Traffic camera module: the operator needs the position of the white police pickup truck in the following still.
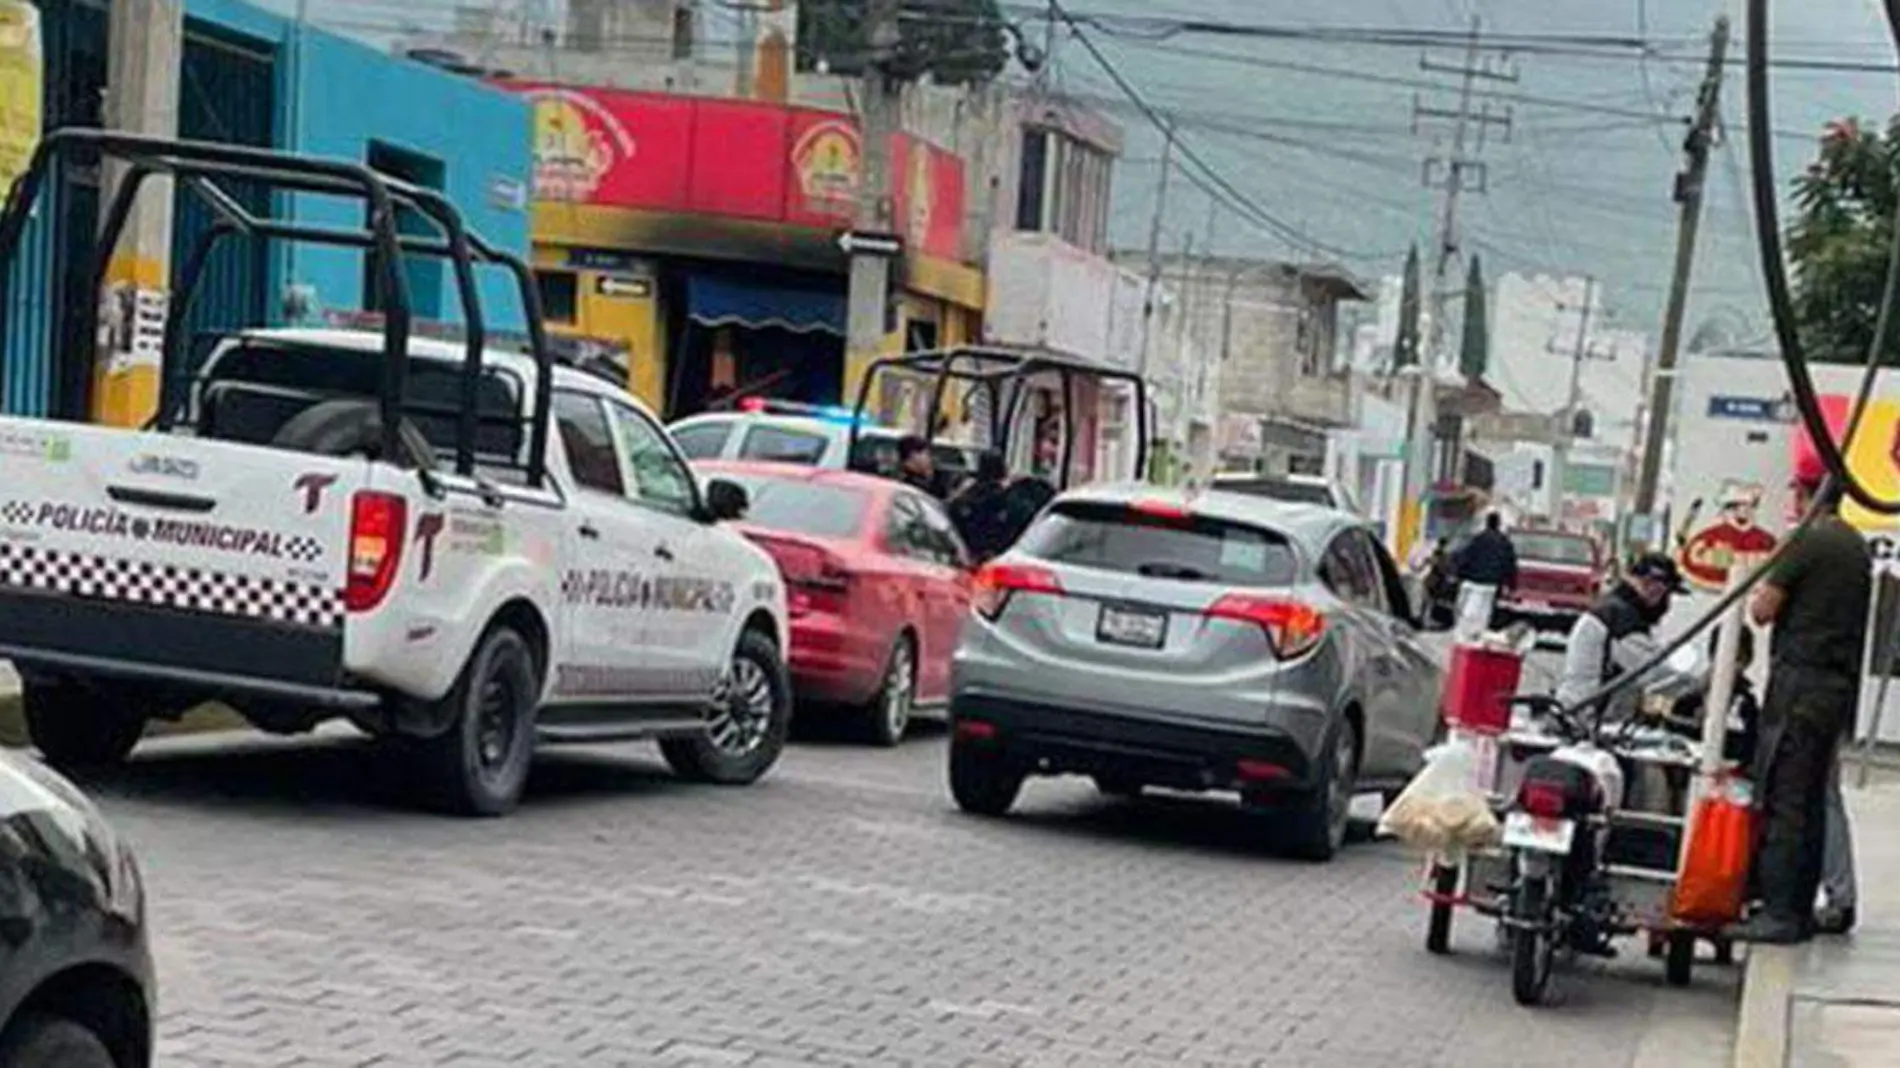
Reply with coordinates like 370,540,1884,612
0,133,789,815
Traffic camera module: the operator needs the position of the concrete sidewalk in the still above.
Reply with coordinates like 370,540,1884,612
1735,783,1900,1067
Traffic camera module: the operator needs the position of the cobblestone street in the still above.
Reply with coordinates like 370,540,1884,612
75,703,1738,1068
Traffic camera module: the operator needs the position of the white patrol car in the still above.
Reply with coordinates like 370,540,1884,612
0,328,790,815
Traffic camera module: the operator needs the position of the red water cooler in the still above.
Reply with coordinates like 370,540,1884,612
1440,643,1523,735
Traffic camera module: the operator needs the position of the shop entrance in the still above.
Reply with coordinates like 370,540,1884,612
664,264,846,417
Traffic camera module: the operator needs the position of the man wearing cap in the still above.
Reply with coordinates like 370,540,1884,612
1731,459,1871,944
1555,552,1687,723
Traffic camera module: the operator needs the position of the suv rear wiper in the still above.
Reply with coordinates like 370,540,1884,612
1135,562,1211,580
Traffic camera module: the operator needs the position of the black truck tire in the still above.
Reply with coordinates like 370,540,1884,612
22,682,145,771
414,625,539,816
0,1014,115,1068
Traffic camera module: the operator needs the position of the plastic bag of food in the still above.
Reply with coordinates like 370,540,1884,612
1378,738,1501,854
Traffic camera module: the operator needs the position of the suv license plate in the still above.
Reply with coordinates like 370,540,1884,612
1098,605,1167,649
1502,812,1575,855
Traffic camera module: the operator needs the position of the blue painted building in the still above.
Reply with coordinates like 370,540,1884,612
1,0,531,417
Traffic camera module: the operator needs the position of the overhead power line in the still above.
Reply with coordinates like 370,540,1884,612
1044,0,1398,263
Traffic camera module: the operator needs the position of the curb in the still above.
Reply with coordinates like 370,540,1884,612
1734,944,1795,1068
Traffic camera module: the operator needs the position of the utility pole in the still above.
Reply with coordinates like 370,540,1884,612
1136,121,1178,387
1632,15,1730,536
1398,15,1515,557
94,0,182,427
1547,277,1610,529
844,0,903,410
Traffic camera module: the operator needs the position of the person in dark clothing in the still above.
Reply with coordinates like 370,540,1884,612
998,475,1057,548
1422,538,1458,627
947,450,1013,562
1554,552,1686,721
1729,463,1872,944
895,435,938,497
1453,513,1519,592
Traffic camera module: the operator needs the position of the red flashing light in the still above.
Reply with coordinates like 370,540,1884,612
739,396,768,413
1207,594,1326,659
972,562,1063,620
345,491,407,613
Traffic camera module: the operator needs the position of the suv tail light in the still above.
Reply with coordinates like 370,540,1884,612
972,562,1062,620
345,491,407,613
1206,594,1326,659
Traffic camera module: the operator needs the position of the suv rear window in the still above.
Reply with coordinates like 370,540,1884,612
739,425,831,464
1016,502,1299,586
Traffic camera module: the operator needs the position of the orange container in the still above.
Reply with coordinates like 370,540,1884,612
1673,776,1756,926
1441,643,1522,734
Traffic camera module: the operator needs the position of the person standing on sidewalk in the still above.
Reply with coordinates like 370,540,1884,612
1730,462,1871,944
1453,513,1518,628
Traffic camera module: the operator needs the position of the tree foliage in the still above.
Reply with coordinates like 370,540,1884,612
1788,116,1900,364
1393,244,1422,369
1459,254,1489,381
796,0,1011,87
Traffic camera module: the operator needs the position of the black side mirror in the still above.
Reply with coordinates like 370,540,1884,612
704,478,748,522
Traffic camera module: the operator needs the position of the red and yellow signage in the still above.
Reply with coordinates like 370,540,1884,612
1793,394,1900,544
506,82,966,262
1677,482,1779,590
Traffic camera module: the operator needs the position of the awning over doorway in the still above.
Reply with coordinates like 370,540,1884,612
686,274,846,336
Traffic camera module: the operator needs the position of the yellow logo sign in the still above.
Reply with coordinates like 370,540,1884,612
792,120,860,209
0,2,42,193
527,89,635,203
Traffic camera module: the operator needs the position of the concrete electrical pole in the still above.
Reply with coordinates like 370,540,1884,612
1399,15,1515,556
1547,276,1609,529
1631,15,1731,535
843,0,903,408
1136,121,1178,388
95,0,182,428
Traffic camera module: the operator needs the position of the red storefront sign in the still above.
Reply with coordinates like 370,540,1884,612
508,82,965,261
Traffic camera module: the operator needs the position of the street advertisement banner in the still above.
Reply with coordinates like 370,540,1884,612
510,83,966,262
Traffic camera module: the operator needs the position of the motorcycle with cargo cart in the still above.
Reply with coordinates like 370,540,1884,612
1403,626,1754,1006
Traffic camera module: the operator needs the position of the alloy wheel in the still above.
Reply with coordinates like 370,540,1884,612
709,655,774,756
883,643,915,741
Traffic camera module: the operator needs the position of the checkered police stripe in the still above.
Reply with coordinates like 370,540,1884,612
0,542,343,629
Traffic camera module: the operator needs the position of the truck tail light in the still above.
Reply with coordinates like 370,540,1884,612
1206,594,1326,659
972,562,1062,620
345,491,407,613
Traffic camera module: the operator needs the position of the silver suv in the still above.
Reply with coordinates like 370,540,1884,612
946,483,1441,859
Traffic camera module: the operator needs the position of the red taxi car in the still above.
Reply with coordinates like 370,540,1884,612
695,461,973,746
1501,528,1604,631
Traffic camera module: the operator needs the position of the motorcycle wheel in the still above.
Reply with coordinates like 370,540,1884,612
1511,876,1557,1006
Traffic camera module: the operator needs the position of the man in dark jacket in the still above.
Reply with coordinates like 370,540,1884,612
1554,552,1686,722
1453,513,1519,593
948,451,1012,562
895,435,939,497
